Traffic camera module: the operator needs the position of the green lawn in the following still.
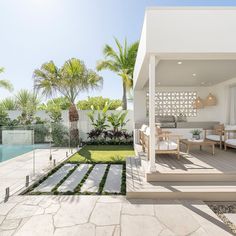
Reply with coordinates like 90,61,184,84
68,145,135,163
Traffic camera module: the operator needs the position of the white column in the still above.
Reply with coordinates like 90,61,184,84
149,55,157,172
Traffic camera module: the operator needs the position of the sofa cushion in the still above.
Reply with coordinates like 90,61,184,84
225,139,236,146
206,135,224,142
156,141,178,151
140,124,148,132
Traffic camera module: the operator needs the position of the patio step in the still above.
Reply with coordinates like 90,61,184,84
126,157,236,201
141,157,236,182
127,181,236,201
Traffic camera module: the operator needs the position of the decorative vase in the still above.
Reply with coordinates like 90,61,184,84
193,134,200,140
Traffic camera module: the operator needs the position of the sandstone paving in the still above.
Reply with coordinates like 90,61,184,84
81,164,107,193
0,196,233,236
90,202,122,226
225,213,236,225
0,148,73,203
57,164,92,192
103,164,122,193
34,163,76,192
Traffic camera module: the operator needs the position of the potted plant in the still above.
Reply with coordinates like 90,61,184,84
191,129,202,140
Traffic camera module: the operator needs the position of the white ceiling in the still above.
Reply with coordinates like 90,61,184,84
154,60,236,87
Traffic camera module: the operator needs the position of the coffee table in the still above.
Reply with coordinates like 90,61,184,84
180,139,216,155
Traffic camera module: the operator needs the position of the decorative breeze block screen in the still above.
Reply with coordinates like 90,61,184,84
147,91,197,117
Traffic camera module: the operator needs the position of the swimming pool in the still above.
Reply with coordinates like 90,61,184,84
0,144,49,163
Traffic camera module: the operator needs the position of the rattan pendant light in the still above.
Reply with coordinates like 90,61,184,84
205,93,217,106
193,96,204,109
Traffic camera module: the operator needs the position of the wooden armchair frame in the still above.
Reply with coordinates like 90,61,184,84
204,124,225,149
224,130,236,150
144,132,181,160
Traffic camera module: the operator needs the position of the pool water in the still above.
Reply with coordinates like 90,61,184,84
0,144,49,163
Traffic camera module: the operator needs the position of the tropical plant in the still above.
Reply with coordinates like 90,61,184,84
15,89,41,125
0,67,13,92
97,38,139,110
77,96,122,110
87,102,110,133
107,111,129,132
33,58,103,146
0,107,11,127
0,97,17,110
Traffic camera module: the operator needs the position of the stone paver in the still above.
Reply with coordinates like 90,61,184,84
57,164,92,192
0,196,233,236
34,163,76,192
225,213,236,225
90,202,122,225
54,223,95,236
14,214,54,236
0,148,74,203
81,164,107,193
103,164,122,193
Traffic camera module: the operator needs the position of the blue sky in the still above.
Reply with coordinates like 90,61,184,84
1,0,236,102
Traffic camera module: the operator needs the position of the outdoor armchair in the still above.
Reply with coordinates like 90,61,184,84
204,124,225,149
224,130,236,151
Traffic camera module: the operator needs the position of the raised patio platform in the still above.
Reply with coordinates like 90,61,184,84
136,144,236,182
127,146,236,200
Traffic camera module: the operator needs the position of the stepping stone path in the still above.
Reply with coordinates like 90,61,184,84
34,164,76,192
81,164,107,193
58,164,92,192
103,165,122,193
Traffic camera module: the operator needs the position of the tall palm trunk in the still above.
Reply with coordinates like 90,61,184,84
122,82,127,110
68,103,79,147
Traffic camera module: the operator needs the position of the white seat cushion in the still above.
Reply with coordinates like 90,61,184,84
140,124,148,132
225,139,236,146
206,135,224,142
156,141,178,151
145,127,150,136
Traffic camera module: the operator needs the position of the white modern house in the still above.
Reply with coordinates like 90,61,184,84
128,7,236,200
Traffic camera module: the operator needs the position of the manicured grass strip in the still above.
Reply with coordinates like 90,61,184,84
74,164,95,193
98,164,110,194
68,145,134,163
52,164,79,194
121,164,126,195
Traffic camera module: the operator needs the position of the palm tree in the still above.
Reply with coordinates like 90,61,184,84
15,89,40,125
0,67,13,92
33,58,103,146
96,38,139,110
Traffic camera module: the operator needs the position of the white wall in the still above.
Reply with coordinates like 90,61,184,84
133,79,236,125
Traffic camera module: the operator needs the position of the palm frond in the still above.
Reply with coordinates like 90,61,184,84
0,80,14,92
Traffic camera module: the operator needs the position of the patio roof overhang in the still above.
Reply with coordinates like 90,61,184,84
134,7,236,172
134,7,236,90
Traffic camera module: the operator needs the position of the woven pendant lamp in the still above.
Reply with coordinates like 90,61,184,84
205,93,217,106
193,96,204,109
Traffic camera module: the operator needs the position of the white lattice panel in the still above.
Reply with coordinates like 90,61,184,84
147,91,197,117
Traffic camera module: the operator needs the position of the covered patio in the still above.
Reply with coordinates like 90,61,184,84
132,7,236,200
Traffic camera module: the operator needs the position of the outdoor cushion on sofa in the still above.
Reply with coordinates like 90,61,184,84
225,139,236,146
156,141,178,150
206,134,225,142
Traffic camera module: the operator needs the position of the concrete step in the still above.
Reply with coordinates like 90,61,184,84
126,181,236,201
